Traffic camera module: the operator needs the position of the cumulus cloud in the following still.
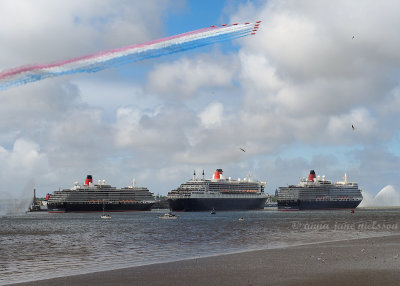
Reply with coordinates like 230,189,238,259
225,1,400,165
326,108,378,144
199,102,224,129
0,0,169,68
147,54,238,97
236,1,400,111
0,139,48,175
0,138,49,205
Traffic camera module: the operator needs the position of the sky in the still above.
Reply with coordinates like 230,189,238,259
1,0,400,206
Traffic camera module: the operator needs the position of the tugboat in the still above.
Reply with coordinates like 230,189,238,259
28,189,50,212
28,189,40,212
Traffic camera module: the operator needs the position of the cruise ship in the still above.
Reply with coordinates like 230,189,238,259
168,169,268,211
47,175,155,212
277,170,363,210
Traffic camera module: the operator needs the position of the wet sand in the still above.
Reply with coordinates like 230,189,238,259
10,234,400,286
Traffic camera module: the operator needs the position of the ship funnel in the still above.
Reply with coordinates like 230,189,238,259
213,169,223,180
308,170,316,182
84,175,93,185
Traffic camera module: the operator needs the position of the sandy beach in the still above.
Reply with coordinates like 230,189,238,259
9,234,400,286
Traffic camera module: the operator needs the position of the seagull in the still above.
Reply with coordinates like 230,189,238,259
352,124,355,131
352,35,355,39
239,148,246,152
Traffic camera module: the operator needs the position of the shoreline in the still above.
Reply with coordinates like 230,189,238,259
9,234,400,286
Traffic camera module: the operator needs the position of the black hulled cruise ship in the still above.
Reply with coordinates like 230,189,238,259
47,175,155,212
168,169,268,211
277,170,363,211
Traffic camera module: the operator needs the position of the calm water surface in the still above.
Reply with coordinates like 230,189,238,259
0,208,399,285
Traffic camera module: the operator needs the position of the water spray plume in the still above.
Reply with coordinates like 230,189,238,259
0,22,261,90
0,178,35,216
360,185,400,207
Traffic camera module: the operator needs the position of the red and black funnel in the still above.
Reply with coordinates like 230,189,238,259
308,170,316,182
213,169,223,179
84,175,93,185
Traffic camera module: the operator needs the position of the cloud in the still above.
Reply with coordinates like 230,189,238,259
230,1,400,146
199,102,224,129
0,138,47,173
0,0,169,68
147,54,238,98
0,138,49,197
326,108,378,144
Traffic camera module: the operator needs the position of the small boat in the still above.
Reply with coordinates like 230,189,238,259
210,208,216,215
238,217,245,221
159,212,179,219
101,200,111,219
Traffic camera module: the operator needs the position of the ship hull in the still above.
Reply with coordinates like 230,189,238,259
47,202,154,212
168,197,267,212
278,200,361,211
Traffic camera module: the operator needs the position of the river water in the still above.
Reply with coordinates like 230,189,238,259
1,208,399,285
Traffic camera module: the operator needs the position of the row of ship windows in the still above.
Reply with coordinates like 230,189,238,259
278,195,361,199
57,190,150,193
52,191,152,195
49,201,154,204
50,196,154,200
52,193,153,197
278,191,361,195
282,188,359,192
181,183,260,189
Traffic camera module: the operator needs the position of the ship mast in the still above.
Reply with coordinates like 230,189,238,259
33,188,37,205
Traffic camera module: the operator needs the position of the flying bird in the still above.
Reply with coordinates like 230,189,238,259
239,148,246,152
352,35,355,39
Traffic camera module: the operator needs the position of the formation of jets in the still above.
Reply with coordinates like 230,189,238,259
213,21,262,35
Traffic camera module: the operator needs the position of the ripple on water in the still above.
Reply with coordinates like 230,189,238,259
0,209,399,285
